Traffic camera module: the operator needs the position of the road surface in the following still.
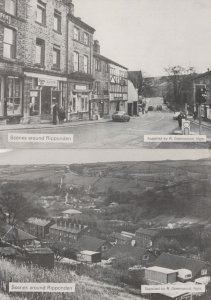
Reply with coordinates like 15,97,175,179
0,111,179,148
0,111,210,148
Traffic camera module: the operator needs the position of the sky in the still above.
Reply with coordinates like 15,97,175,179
74,0,211,77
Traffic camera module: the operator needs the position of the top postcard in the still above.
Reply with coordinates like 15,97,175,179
0,0,210,149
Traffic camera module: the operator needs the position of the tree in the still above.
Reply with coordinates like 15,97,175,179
164,66,196,110
49,241,67,261
0,183,46,225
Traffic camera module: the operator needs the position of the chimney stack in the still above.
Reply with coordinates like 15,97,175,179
94,40,100,54
64,0,74,15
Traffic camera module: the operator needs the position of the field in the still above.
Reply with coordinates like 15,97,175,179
0,259,147,300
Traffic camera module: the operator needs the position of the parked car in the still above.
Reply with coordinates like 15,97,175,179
173,111,181,120
112,111,130,122
148,106,154,111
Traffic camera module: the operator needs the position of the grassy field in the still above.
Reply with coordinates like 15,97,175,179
0,259,146,300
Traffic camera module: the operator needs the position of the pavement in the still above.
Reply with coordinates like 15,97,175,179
0,117,111,132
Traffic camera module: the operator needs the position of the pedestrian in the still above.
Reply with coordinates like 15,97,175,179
52,103,59,125
58,106,65,124
193,111,197,120
177,112,185,130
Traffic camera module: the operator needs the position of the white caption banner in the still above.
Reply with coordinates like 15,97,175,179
141,284,205,294
144,135,207,143
8,133,73,144
9,282,75,293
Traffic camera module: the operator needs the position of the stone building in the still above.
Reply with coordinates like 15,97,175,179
91,40,110,119
23,0,74,123
0,0,128,124
92,40,128,118
193,70,211,121
0,0,26,123
49,217,88,245
67,13,95,121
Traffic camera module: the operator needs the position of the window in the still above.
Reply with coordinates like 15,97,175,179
73,51,79,72
95,59,101,71
105,63,109,73
74,27,79,40
83,55,88,73
95,81,100,95
36,38,45,66
83,32,89,45
37,0,46,25
54,10,61,33
6,77,22,116
53,46,60,69
5,0,16,16
3,27,15,59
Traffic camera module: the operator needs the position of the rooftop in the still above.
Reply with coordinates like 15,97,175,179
136,228,159,237
26,218,52,227
154,253,209,278
69,14,95,33
146,266,177,274
72,235,108,252
94,52,128,70
62,209,82,215
50,224,87,234
0,222,36,242
80,250,100,255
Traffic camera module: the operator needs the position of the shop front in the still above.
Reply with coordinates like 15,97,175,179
90,97,109,120
23,72,67,123
68,82,92,121
0,74,23,123
110,96,127,115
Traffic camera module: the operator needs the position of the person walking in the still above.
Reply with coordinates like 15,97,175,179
58,106,65,124
177,112,186,130
52,103,59,125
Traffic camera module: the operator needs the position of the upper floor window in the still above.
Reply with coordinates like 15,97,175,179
95,59,101,71
83,32,89,45
5,0,16,16
95,81,100,94
83,55,88,73
73,51,79,72
53,45,60,69
37,0,46,25
105,63,109,73
36,38,45,66
54,10,61,33
3,27,16,59
74,27,79,41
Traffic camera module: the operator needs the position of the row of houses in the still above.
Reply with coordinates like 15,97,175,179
0,0,139,125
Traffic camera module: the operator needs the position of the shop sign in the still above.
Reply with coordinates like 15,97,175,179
38,78,57,87
75,85,87,91
0,12,11,24
30,91,39,97
114,97,123,100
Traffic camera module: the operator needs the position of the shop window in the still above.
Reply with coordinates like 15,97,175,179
37,0,46,25
83,55,88,73
73,51,79,72
83,32,89,45
53,45,60,69
6,77,22,116
36,38,45,66
74,27,79,41
54,10,61,33
3,27,16,59
5,0,16,16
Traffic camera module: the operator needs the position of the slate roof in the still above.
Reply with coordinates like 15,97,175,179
0,222,36,241
50,224,87,234
154,253,209,278
136,228,159,237
26,218,52,227
72,235,108,252
106,245,146,260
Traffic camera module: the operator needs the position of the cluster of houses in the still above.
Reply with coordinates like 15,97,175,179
0,208,211,298
0,0,140,125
